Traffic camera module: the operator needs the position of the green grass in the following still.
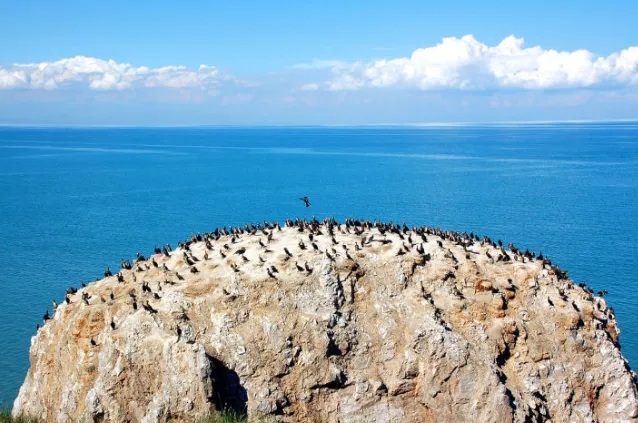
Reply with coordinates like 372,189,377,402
1,409,253,423
0,409,41,423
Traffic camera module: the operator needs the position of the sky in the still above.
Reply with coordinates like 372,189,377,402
1,0,637,125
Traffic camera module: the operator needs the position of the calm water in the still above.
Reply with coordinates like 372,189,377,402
1,124,637,406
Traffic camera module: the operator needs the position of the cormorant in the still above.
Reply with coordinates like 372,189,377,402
299,196,311,207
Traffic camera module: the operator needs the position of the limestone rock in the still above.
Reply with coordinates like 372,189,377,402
13,220,638,422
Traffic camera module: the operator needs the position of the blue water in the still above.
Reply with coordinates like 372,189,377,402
1,124,637,406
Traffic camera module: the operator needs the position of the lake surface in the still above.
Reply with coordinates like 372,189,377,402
1,123,637,406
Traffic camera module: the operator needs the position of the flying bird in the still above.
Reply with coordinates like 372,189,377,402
299,196,311,207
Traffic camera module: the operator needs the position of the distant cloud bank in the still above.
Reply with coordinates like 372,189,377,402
0,56,253,92
308,35,638,91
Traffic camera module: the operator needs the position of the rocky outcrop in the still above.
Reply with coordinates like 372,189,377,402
13,219,638,422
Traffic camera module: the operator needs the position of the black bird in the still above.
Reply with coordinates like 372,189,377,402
284,247,293,257
42,310,50,323
295,262,304,272
109,291,115,301
270,265,279,274
142,302,158,314
304,262,312,274
110,319,116,330
90,337,97,347
299,196,311,207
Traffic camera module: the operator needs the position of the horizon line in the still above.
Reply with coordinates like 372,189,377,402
1,118,638,129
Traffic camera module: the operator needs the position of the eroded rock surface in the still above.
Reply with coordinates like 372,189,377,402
13,219,638,422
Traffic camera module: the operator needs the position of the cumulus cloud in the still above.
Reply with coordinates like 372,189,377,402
310,35,638,91
0,56,244,91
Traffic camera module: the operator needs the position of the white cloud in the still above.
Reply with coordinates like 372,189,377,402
300,83,320,91
292,60,349,70
311,35,638,91
0,56,246,91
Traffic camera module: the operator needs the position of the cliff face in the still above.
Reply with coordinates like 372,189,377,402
13,220,638,422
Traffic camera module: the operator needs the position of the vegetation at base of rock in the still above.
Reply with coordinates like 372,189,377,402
0,409,252,423
0,410,41,423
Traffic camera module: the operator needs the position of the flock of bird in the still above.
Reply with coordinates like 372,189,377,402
37,196,609,340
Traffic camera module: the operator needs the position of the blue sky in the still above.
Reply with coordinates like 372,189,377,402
1,0,637,125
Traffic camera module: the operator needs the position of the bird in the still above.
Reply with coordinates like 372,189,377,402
90,337,97,347
299,196,311,207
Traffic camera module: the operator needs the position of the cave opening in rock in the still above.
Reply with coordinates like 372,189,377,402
208,355,248,416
